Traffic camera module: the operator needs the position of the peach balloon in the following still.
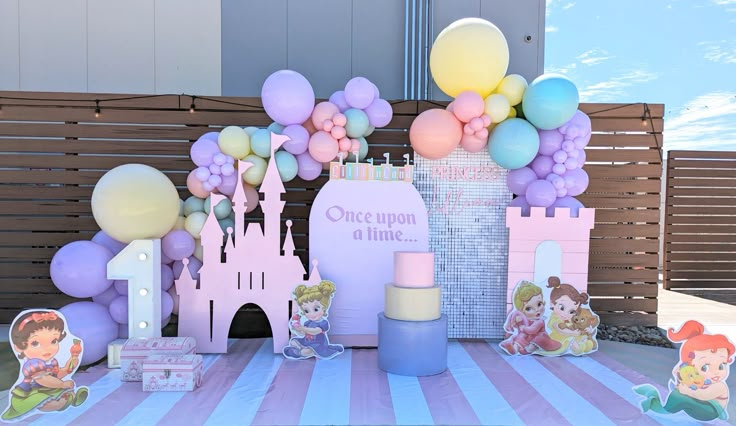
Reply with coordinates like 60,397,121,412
332,113,347,127
311,102,340,129
187,170,210,198
452,91,485,123
308,131,340,163
409,109,463,160
331,125,347,140
242,183,260,213
338,137,352,152
460,133,488,153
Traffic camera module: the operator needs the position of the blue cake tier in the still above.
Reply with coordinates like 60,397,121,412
377,312,448,377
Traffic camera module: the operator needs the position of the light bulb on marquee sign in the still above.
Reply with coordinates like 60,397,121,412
107,239,162,338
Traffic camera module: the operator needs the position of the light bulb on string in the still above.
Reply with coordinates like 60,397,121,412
189,96,196,113
94,100,101,118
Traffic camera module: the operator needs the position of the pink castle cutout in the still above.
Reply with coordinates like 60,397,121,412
506,206,596,311
175,133,322,353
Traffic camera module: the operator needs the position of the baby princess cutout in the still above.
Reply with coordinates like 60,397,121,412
282,280,344,360
2,309,89,422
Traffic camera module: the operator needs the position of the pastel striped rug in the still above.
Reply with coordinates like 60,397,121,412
11,339,725,425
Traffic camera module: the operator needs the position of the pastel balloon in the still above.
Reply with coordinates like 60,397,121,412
488,118,540,170
161,264,175,291
244,126,259,136
207,174,222,187
565,158,578,170
553,163,567,175
194,166,210,182
161,291,174,320
345,137,369,162
295,152,322,181
311,102,340,129
530,155,555,179
344,77,376,109
344,109,370,138
162,230,196,260
452,91,485,123
338,137,352,152
302,118,318,135
333,113,347,127
409,109,462,160
364,125,375,137
184,212,208,239
538,129,564,156
241,154,268,186
331,125,347,140
329,91,350,112
282,124,310,155
484,94,511,123
506,167,538,196
495,74,528,106
173,257,203,281
183,196,205,216
250,129,273,158
242,184,260,213
208,164,221,175
109,296,129,324
361,98,392,128
51,241,114,298
161,248,175,264
91,230,127,255
220,163,235,176
261,70,315,126
193,240,203,261
60,302,118,365
525,179,557,207
460,133,488,153
113,279,129,295
308,131,340,163
522,73,580,130
204,196,233,219
92,285,119,307
267,122,285,134
187,170,210,199
219,125,252,159
190,134,221,167
275,151,298,182
429,18,509,98
218,217,235,234
169,286,180,315
553,150,568,164
508,196,531,216
546,196,585,218
564,168,589,196
93,164,180,243
213,153,228,166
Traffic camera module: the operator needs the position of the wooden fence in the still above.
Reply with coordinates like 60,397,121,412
0,92,664,326
664,150,736,292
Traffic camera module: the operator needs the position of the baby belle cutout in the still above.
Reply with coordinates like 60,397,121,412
283,280,344,360
634,320,733,421
2,309,89,422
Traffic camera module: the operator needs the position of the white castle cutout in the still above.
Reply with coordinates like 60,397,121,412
176,133,321,353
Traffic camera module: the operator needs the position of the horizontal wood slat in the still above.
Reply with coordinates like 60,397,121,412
0,92,664,327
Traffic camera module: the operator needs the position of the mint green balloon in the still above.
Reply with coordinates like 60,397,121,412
274,151,298,182
183,196,205,217
344,108,370,138
267,122,285,134
346,137,369,162
218,217,235,233
251,129,272,158
204,196,233,220
243,126,259,136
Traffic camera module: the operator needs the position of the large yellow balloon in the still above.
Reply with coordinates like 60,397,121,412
430,18,509,98
92,164,179,243
218,126,251,159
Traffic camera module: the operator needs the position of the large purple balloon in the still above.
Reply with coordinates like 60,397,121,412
190,136,221,167
173,257,203,281
217,172,238,196
329,91,350,112
508,196,531,217
546,196,585,217
161,291,174,320
162,230,196,261
344,77,376,109
109,296,129,324
92,285,119,307
91,231,127,255
538,129,564,156
564,168,590,196
281,124,310,155
364,98,393,128
161,264,175,291
113,279,128,295
506,167,538,196
51,241,114,298
261,70,315,126
530,155,555,179
525,179,557,207
60,301,118,366
296,152,323,181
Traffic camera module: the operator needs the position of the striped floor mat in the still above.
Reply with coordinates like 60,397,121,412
9,339,725,425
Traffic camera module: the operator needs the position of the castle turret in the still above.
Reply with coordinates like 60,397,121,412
201,193,226,267
175,257,197,297
259,133,288,255
282,220,306,276
232,161,253,241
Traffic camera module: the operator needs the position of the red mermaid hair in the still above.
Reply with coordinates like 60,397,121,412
668,320,735,364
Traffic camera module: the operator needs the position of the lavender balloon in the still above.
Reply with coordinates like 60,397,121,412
261,70,315,126
565,158,578,170
208,174,223,187
217,172,238,196
344,77,376,109
506,167,538,196
92,285,119,307
552,163,566,175
546,196,585,217
282,124,310,155
161,291,174,319
209,164,221,175
364,98,393,128
559,110,592,139
329,91,351,112
564,168,589,196
162,230,196,261
51,241,114,298
508,196,532,216
190,136,221,167
60,301,118,365
525,179,557,207
562,140,576,153
195,166,211,182
546,173,565,189
531,155,555,179
213,153,228,166
538,129,564,156
109,296,129,324
161,264,175,291
220,163,235,177
553,150,568,164
91,230,127,255
296,152,323,181
113,279,128,295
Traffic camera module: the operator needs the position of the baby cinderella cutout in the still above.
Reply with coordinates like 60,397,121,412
2,309,89,422
283,280,344,360
634,320,734,421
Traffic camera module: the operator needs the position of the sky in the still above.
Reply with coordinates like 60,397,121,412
544,0,736,151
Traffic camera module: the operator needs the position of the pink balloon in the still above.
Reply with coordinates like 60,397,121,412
463,124,474,135
187,170,209,198
296,152,323,181
538,129,564,156
308,131,339,163
476,128,489,140
217,172,237,196
338,137,352,152
446,101,455,113
323,120,334,132
481,114,492,127
470,117,484,131
242,184,259,213
261,70,315,126
409,109,463,160
312,102,340,129
282,124,310,155
452,91,485,123
364,98,393,128
351,139,361,152
460,133,488,153
329,91,351,112
332,113,347,127
331,125,347,140
344,77,376,109
190,134,221,166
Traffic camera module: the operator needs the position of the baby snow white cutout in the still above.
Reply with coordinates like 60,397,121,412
634,320,733,421
2,309,89,422
283,280,344,360
500,277,599,356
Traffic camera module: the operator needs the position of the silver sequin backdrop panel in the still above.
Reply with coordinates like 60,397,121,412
414,149,511,339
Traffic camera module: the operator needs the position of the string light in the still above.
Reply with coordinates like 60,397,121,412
94,100,100,118
189,96,196,113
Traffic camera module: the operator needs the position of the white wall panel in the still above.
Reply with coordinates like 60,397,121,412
0,0,20,91
19,0,87,92
88,0,155,94
154,0,221,95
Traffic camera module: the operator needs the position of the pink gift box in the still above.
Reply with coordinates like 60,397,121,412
142,354,203,392
120,337,196,382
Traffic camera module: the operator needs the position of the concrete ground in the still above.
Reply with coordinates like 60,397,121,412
658,287,736,343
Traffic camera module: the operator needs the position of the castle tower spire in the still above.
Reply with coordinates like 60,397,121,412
282,220,296,256
200,194,226,267
259,133,288,255
232,161,253,241
175,257,197,295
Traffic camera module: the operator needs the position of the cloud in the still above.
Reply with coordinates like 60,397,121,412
665,92,736,150
546,0,576,15
713,0,736,4
699,41,736,63
576,48,615,66
578,70,659,102
545,25,559,33
545,62,577,75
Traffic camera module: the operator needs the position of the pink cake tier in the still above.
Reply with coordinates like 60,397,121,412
393,251,434,288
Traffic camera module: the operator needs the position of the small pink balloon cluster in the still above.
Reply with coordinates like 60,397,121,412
507,110,592,215
449,91,493,153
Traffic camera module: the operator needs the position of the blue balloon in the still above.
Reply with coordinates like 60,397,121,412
251,129,272,158
274,150,298,182
488,118,540,170
267,122,284,134
344,109,370,138
522,74,579,130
